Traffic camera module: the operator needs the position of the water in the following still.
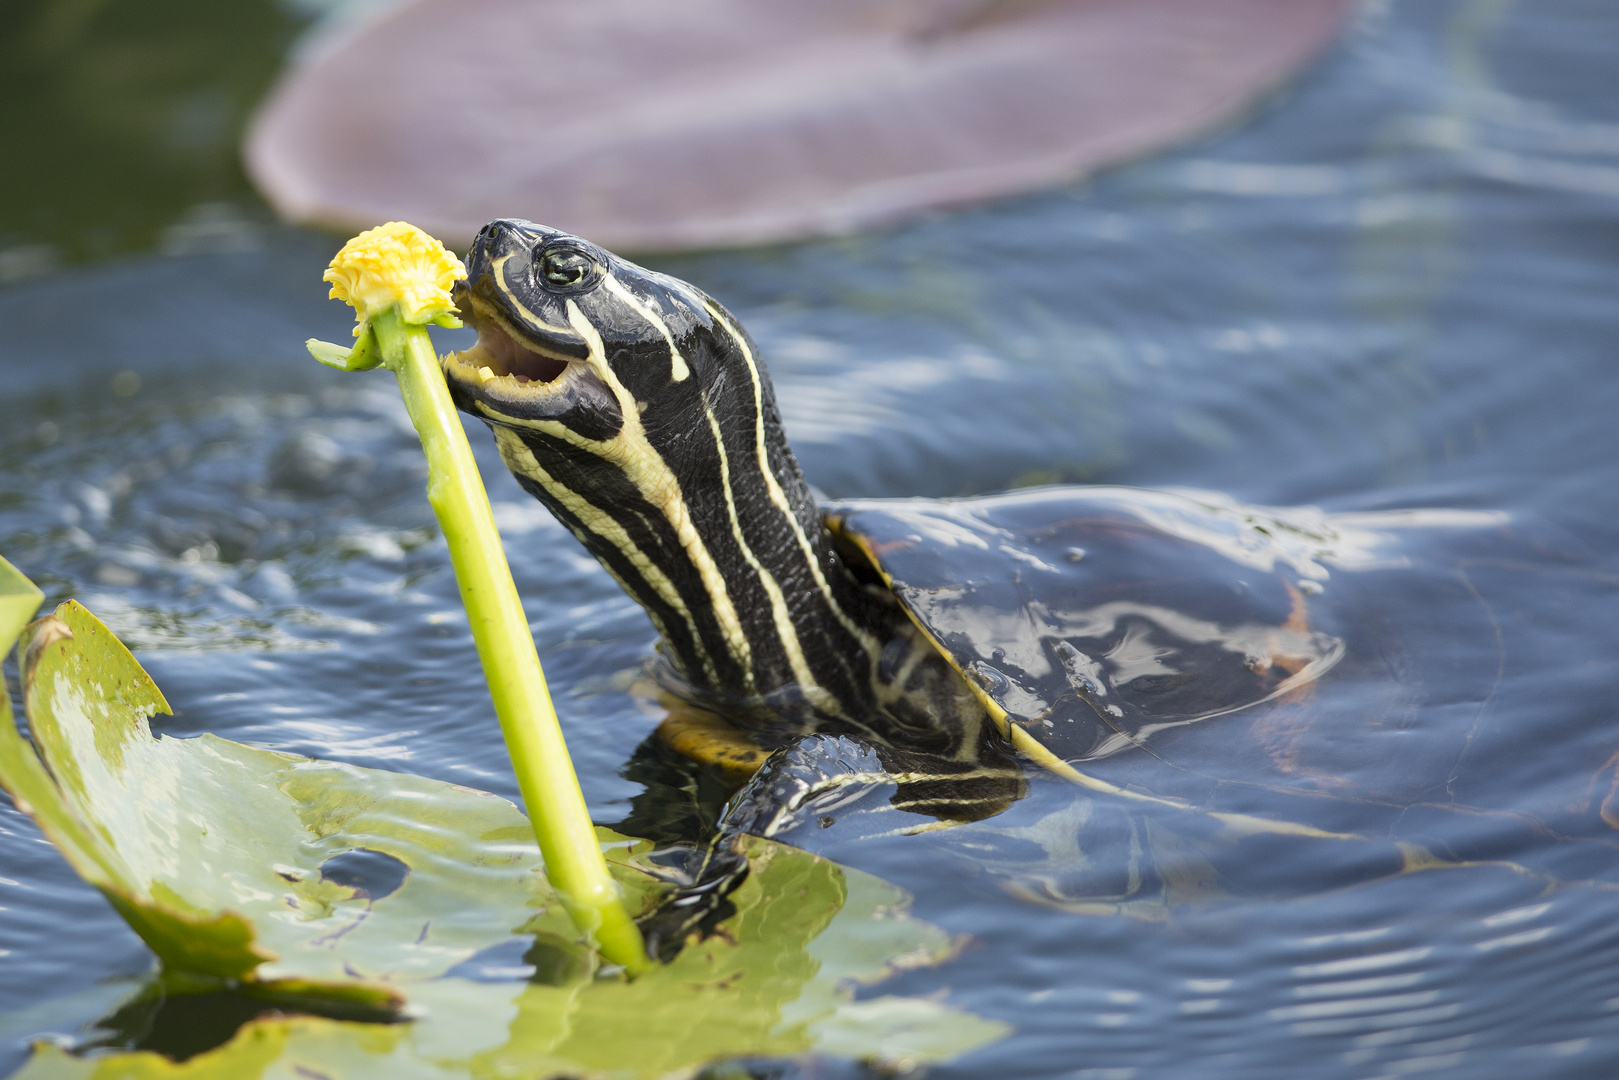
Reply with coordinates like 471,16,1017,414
4,0,1619,1076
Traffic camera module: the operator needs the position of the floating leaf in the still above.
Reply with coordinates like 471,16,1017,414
247,0,1355,250
0,600,665,1008
1,587,1008,1075
0,555,43,655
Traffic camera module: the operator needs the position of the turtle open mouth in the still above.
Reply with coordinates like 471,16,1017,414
444,317,574,389
440,283,600,407
441,293,620,432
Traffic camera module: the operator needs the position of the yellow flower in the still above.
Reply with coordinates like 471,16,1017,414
323,222,466,334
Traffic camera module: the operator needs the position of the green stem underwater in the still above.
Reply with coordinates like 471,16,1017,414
371,309,650,974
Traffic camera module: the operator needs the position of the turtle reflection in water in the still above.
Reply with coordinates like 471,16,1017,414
440,219,1515,942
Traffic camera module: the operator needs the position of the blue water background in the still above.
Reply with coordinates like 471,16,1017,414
4,1,1619,1076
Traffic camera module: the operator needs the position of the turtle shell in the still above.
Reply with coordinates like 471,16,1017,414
826,486,1351,762
696,491,1602,919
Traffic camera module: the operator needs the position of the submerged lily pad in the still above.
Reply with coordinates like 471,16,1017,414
0,574,1008,1075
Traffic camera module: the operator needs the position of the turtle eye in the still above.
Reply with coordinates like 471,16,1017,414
535,243,602,292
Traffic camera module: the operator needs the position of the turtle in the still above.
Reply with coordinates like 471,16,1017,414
437,219,1344,811
434,219,1603,954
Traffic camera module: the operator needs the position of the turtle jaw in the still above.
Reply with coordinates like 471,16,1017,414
441,291,618,426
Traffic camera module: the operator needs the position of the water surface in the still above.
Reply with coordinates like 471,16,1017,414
5,1,1619,1077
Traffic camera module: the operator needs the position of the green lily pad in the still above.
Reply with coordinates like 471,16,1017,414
0,554,43,662
0,571,1009,1075
0,598,666,1008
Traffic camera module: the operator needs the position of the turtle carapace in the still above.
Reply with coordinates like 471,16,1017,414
440,219,1340,805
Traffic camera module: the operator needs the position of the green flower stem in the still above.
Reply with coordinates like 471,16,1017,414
370,309,649,974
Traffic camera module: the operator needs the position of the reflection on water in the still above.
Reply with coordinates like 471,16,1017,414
4,0,1619,1077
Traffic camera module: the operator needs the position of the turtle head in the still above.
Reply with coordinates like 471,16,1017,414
443,218,725,443
443,219,995,760
443,219,886,709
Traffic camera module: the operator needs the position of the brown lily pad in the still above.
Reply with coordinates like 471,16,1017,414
246,0,1354,252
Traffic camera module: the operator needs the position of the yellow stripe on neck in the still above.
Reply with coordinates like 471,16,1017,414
604,274,691,382
705,301,884,659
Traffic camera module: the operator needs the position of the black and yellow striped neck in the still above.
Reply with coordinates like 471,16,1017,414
443,219,991,758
